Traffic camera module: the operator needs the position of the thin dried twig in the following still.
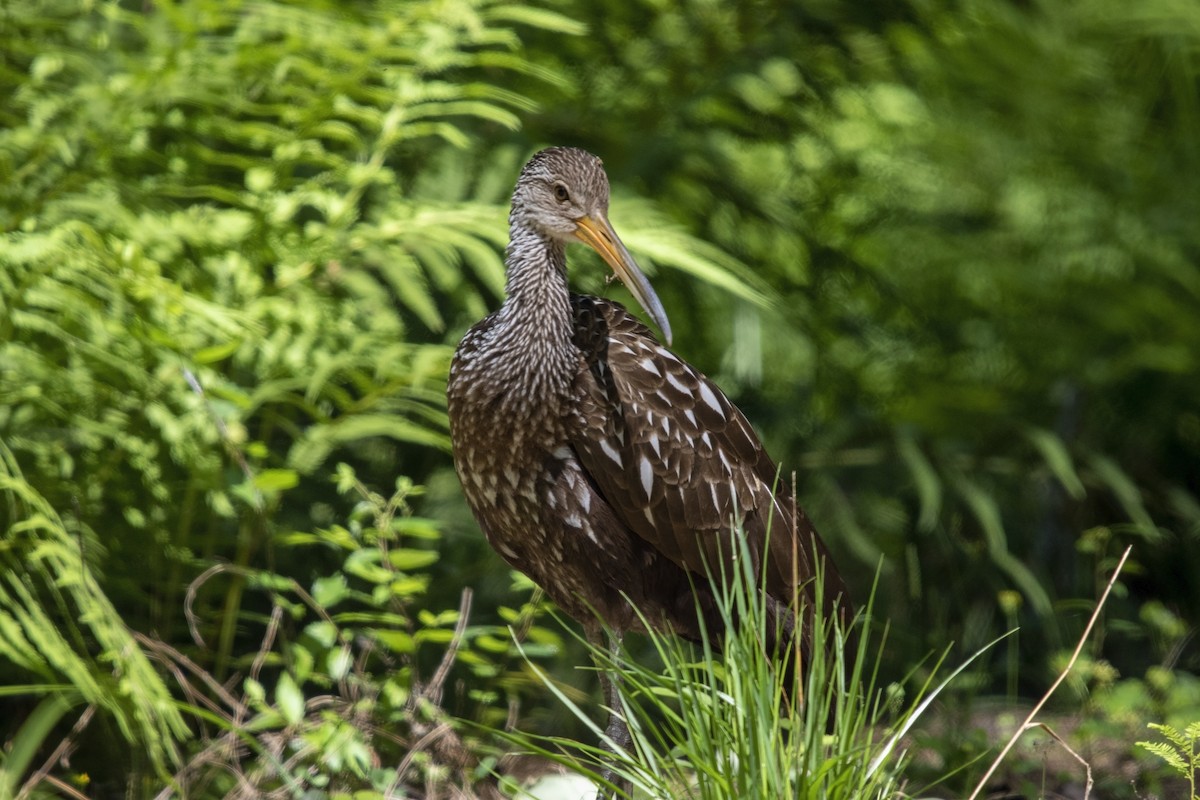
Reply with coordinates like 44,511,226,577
17,705,96,800
185,562,233,649
426,588,473,708
154,732,245,800
383,589,480,796
39,775,92,800
505,696,521,734
1028,721,1093,799
185,562,341,661
240,603,284,728
135,631,249,717
391,722,456,794
966,545,1131,800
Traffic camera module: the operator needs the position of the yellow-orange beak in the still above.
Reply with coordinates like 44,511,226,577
572,213,673,346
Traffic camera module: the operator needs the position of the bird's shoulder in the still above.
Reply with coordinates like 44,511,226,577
567,295,779,549
566,296,849,616
569,293,764,466
448,311,508,401
451,311,501,364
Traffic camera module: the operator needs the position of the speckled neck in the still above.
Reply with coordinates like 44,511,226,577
495,223,577,399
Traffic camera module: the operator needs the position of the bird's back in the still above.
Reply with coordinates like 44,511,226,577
567,296,851,644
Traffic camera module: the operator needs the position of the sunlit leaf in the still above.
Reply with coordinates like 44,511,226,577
1026,428,1085,500
274,672,305,725
388,548,439,571
253,469,300,492
896,432,941,532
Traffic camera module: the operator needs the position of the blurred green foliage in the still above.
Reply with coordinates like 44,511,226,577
2,0,1199,795
511,0,1200,669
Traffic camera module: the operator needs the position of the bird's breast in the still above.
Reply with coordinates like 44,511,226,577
448,325,578,536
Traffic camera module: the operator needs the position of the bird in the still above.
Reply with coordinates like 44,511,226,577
447,146,851,791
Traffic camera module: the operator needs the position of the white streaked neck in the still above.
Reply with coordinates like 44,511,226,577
494,224,576,397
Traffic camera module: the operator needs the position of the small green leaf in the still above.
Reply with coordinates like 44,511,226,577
312,574,349,608
388,576,430,596
193,340,240,364
388,548,438,571
290,644,314,684
415,628,456,645
393,517,442,540
244,678,265,704
304,621,339,648
1136,739,1188,773
253,469,299,492
898,432,941,532
1026,428,1085,499
275,673,305,725
334,463,358,494
344,550,392,583
250,572,294,592
372,630,415,654
245,166,274,193
475,634,510,653
327,647,352,681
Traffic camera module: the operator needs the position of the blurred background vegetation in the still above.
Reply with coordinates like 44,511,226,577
1,0,1198,796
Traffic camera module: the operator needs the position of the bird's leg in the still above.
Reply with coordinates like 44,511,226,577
600,630,633,752
587,626,633,799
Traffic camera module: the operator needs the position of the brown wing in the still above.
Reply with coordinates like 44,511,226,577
568,296,849,621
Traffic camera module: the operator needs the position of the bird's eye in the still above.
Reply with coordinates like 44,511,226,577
554,184,570,202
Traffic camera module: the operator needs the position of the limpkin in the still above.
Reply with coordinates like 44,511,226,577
448,147,850,785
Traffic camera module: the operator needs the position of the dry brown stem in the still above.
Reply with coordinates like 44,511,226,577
966,545,1131,800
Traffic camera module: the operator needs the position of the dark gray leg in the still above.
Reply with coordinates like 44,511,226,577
587,627,632,800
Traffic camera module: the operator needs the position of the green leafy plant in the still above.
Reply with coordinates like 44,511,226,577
143,464,559,797
1137,722,1200,800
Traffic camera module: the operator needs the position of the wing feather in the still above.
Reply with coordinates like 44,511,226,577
569,296,847,620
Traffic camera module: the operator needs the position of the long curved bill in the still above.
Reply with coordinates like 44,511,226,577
573,213,673,346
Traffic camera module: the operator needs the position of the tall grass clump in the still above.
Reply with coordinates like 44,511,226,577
502,521,967,799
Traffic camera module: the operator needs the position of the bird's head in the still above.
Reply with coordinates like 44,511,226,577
512,146,672,345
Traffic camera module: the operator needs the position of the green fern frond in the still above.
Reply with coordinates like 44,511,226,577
0,444,188,773
1138,739,1187,771
613,201,772,308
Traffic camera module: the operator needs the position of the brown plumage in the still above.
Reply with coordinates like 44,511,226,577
448,148,850,766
